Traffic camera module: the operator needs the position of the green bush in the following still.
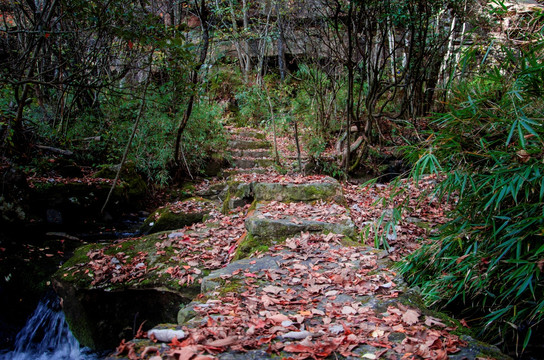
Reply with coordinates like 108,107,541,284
235,83,269,126
400,39,544,349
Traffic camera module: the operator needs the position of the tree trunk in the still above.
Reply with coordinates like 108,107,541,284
242,0,252,77
174,0,209,165
276,1,287,81
345,2,354,173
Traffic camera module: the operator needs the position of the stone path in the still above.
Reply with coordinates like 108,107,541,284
54,126,509,359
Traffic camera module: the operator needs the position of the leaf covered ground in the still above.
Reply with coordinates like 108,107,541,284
55,127,504,360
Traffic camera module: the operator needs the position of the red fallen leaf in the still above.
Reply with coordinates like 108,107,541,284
134,321,147,338
128,40,133,49
284,344,315,353
341,321,353,335
205,336,238,347
228,243,237,254
269,313,290,323
244,272,257,278
257,335,276,345
456,254,469,264
207,316,217,327
434,349,449,360
460,318,470,328
169,337,184,347
116,339,138,360
116,339,128,355
140,346,159,357
168,345,199,360
402,309,420,325
251,318,267,329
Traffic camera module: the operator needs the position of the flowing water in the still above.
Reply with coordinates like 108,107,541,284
0,213,146,356
0,295,97,360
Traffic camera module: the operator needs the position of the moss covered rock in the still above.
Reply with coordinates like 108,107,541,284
228,139,271,150
232,158,275,169
142,197,215,234
252,177,344,204
52,232,206,350
220,182,253,214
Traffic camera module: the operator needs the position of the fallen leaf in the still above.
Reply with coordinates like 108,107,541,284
283,331,312,339
402,309,420,325
342,306,357,315
269,313,290,323
424,316,446,328
262,285,284,294
206,336,238,347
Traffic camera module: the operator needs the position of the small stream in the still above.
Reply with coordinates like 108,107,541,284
0,213,147,357
0,293,97,360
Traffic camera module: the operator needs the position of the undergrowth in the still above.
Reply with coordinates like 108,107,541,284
397,37,544,353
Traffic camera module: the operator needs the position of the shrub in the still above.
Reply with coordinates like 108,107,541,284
399,38,544,350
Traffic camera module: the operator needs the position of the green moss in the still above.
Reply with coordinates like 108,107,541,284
247,200,258,213
93,162,146,201
221,191,232,215
340,236,363,247
53,243,102,287
221,180,253,214
233,234,271,260
465,336,512,360
216,278,245,297
142,197,213,234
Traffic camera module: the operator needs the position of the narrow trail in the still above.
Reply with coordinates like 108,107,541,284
56,126,508,360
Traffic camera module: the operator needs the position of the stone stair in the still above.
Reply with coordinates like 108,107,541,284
225,127,275,175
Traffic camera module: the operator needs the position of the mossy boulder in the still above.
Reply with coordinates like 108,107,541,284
231,149,270,158
232,129,267,140
220,181,253,214
142,197,215,234
52,232,205,350
232,233,271,260
203,153,230,177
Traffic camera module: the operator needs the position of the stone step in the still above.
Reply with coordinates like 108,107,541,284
232,157,275,169
253,177,344,203
228,139,272,150
231,149,271,158
232,129,267,140
245,201,356,240
221,167,270,177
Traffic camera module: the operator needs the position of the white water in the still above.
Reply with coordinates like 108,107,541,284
0,296,97,360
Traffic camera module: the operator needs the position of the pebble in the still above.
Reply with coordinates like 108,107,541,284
148,329,186,342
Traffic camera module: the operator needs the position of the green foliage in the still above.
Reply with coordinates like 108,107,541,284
399,38,544,349
235,84,269,126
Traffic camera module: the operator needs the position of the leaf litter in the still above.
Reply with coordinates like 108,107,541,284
77,145,475,359
118,233,468,360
